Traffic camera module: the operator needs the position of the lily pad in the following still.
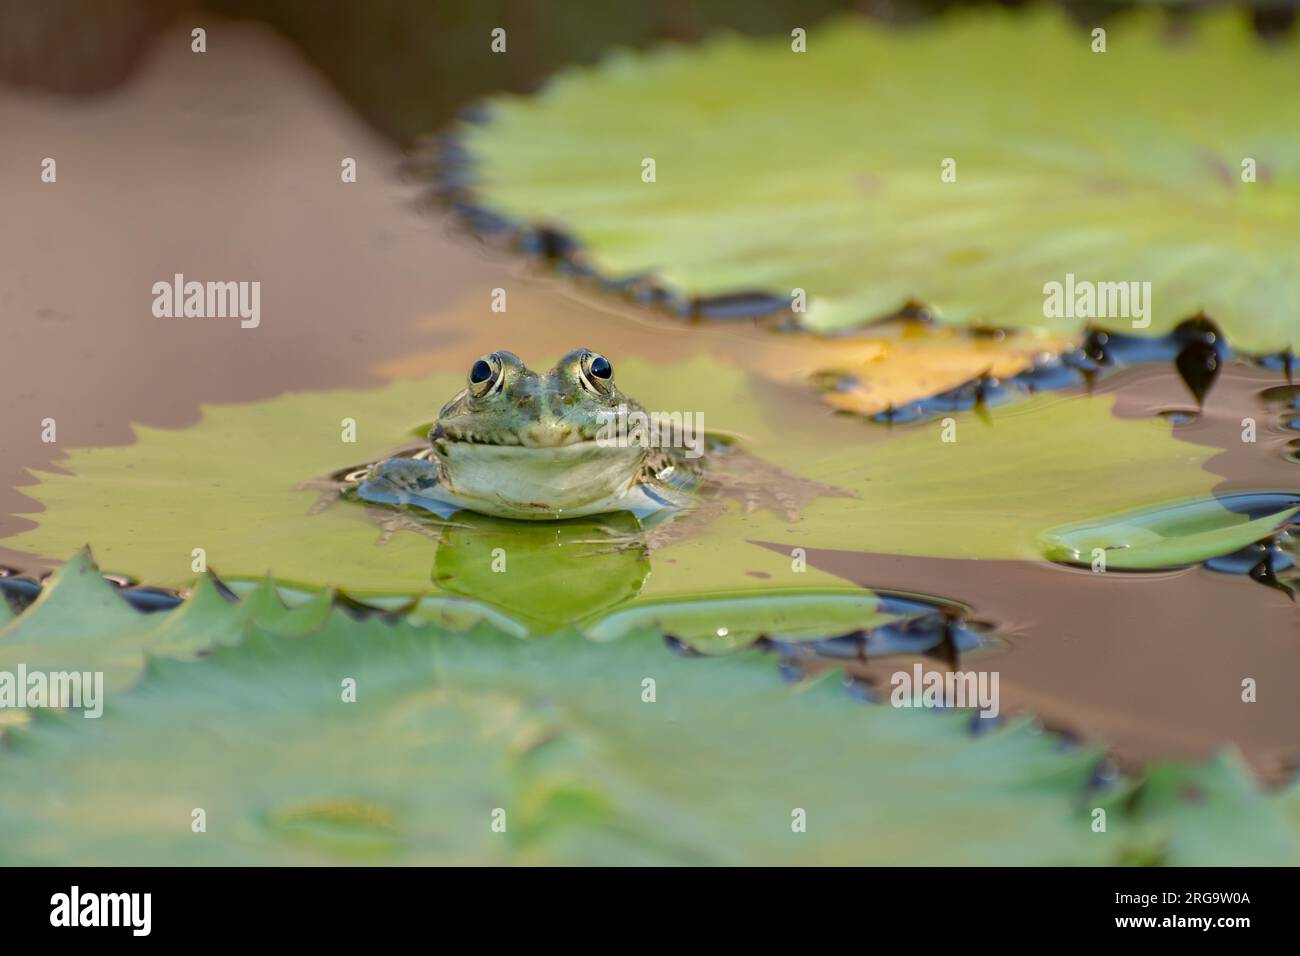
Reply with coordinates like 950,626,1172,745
742,320,1078,419
0,549,332,728
0,586,1101,865
3,355,1228,609
0,550,237,703
3,550,1297,864
1041,493,1300,570
586,588,946,653
1101,752,1300,865
453,10,1300,352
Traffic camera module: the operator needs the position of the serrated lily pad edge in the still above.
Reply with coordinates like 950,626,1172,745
3,549,1299,854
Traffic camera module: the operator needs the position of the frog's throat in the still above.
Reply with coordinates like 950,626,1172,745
433,438,648,517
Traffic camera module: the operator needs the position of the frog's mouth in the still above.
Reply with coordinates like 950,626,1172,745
431,422,601,448
431,436,647,517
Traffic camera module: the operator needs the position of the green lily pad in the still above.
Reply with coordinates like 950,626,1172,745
0,589,1103,865
1101,752,1300,865
2,551,1296,864
757,394,1224,566
2,355,1226,611
455,10,1300,352
1041,494,1299,570
0,549,333,724
8,372,456,594
586,588,919,651
0,550,239,705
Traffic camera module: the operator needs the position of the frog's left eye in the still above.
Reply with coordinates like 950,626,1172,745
579,351,614,393
468,353,501,397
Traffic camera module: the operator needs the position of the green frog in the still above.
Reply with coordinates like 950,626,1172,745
359,349,701,520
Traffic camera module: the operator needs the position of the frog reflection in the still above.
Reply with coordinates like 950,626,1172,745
431,510,649,632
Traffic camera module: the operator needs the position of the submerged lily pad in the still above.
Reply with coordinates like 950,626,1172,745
586,588,926,652
1041,493,1300,570
452,10,1300,352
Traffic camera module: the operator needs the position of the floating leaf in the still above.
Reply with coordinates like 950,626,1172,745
0,551,223,706
8,375,451,594
742,321,1077,419
762,395,1225,565
1041,493,1300,570
0,550,312,727
3,357,1228,604
1102,752,1300,865
587,588,933,652
0,593,1102,864
3,553,1295,864
454,10,1300,352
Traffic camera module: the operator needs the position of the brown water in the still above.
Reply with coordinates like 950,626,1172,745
1,20,1296,784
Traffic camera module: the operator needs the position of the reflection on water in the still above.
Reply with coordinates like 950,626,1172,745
433,511,649,631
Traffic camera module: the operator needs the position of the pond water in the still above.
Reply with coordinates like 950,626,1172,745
2,19,1297,795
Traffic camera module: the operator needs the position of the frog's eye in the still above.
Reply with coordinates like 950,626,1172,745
579,351,614,393
468,354,500,396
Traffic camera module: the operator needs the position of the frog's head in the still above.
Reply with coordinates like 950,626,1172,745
429,349,648,517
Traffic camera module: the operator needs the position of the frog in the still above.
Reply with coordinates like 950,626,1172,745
357,348,701,521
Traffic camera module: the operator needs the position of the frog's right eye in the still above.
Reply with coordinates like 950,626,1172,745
468,354,500,396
